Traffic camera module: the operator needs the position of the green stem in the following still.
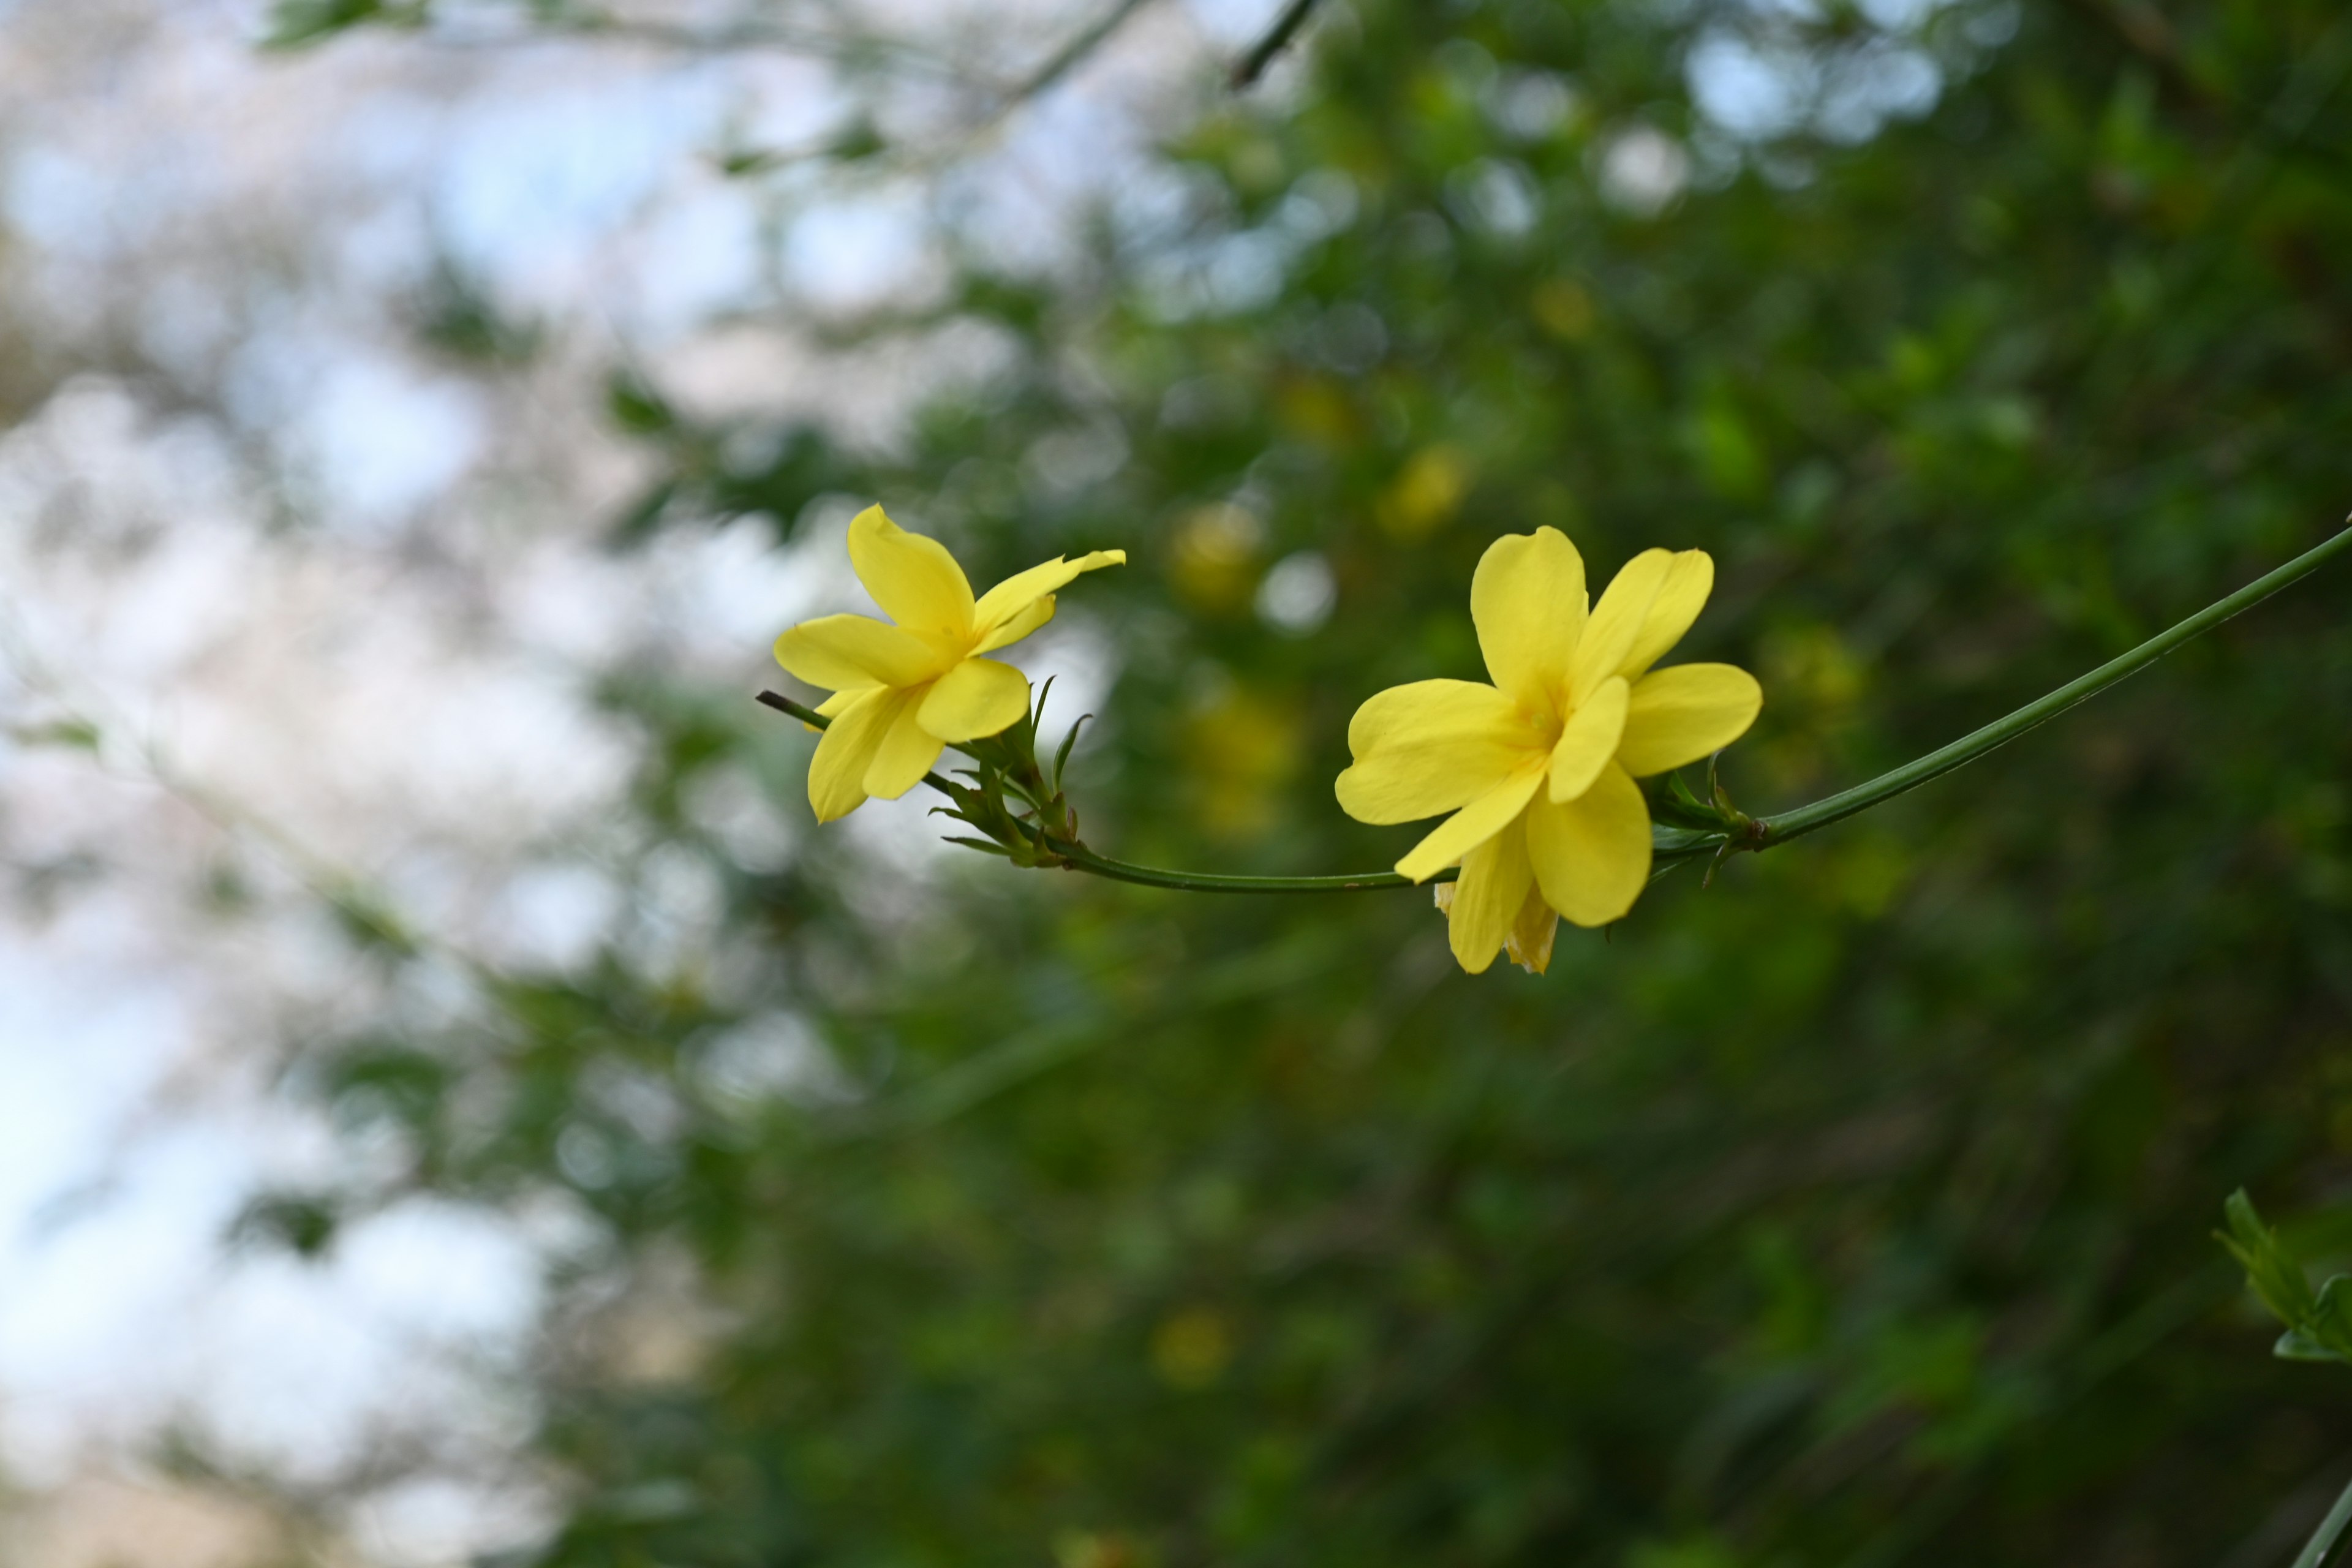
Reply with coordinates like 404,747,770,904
2293,1468,2352,1568
1033,824,1733,894
758,519,2351,895
1049,839,1443,894
1753,520,2352,849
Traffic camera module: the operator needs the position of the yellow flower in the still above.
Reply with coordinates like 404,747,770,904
1335,527,1762,974
774,505,1124,822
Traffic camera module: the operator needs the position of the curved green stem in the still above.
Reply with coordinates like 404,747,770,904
1033,826,1732,893
1044,839,1442,894
758,519,2351,894
2292,1468,2352,1568
1753,520,2352,848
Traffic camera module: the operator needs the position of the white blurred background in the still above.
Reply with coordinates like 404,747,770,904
0,1,1272,1561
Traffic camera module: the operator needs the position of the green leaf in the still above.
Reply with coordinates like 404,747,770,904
608,480,679,547
261,0,421,49
1051,712,1090,794
2219,1188,2320,1329
826,117,888,164
944,836,1014,858
9,718,101,752
2218,1190,2352,1368
228,1192,341,1257
606,369,679,436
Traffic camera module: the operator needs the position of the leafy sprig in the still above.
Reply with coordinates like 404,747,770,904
2217,1189,2352,1365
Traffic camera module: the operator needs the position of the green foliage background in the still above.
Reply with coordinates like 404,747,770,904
280,1,2352,1561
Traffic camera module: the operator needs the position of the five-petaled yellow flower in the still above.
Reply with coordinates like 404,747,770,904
775,505,1124,822
1336,527,1761,975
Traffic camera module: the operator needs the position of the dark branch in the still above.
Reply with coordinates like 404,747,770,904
1006,0,1158,106
1231,0,1323,89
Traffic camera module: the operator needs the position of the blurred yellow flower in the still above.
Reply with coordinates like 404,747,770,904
1375,443,1474,540
1183,683,1303,840
1150,1306,1234,1389
1167,500,1264,612
1336,527,1761,973
774,505,1123,823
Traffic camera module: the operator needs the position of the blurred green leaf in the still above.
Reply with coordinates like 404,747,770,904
8,717,100,751
2220,1190,2352,1366
260,0,424,49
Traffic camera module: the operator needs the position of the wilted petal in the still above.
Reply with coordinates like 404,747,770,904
1503,883,1559,974
917,657,1031,742
1617,549,1714,680
1471,527,1587,706
863,693,948,799
973,549,1126,639
1336,679,1539,826
1445,816,1535,974
847,505,975,638
1568,549,1672,707
1395,763,1545,883
807,688,909,822
1524,761,1651,927
1616,664,1763,777
776,613,948,690
1547,676,1628,804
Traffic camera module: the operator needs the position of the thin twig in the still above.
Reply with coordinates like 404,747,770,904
420,11,964,75
698,0,1158,182
1231,0,1324,89
1005,0,1157,106
421,0,1158,124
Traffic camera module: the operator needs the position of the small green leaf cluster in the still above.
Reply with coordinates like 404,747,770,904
929,680,1093,869
2218,1190,2352,1365
1645,755,1762,881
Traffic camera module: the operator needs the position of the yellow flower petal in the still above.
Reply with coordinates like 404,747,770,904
847,505,974,639
802,685,873,731
1617,549,1714,680
1568,549,1672,708
1395,763,1546,883
815,688,870,716
973,549,1126,639
807,688,909,822
1547,674,1629,804
1503,883,1559,974
1336,679,1540,826
916,657,1031,743
1470,527,1587,706
1445,815,1535,974
862,693,947,800
1524,761,1651,927
775,613,948,691
973,594,1057,654
1616,663,1763,777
